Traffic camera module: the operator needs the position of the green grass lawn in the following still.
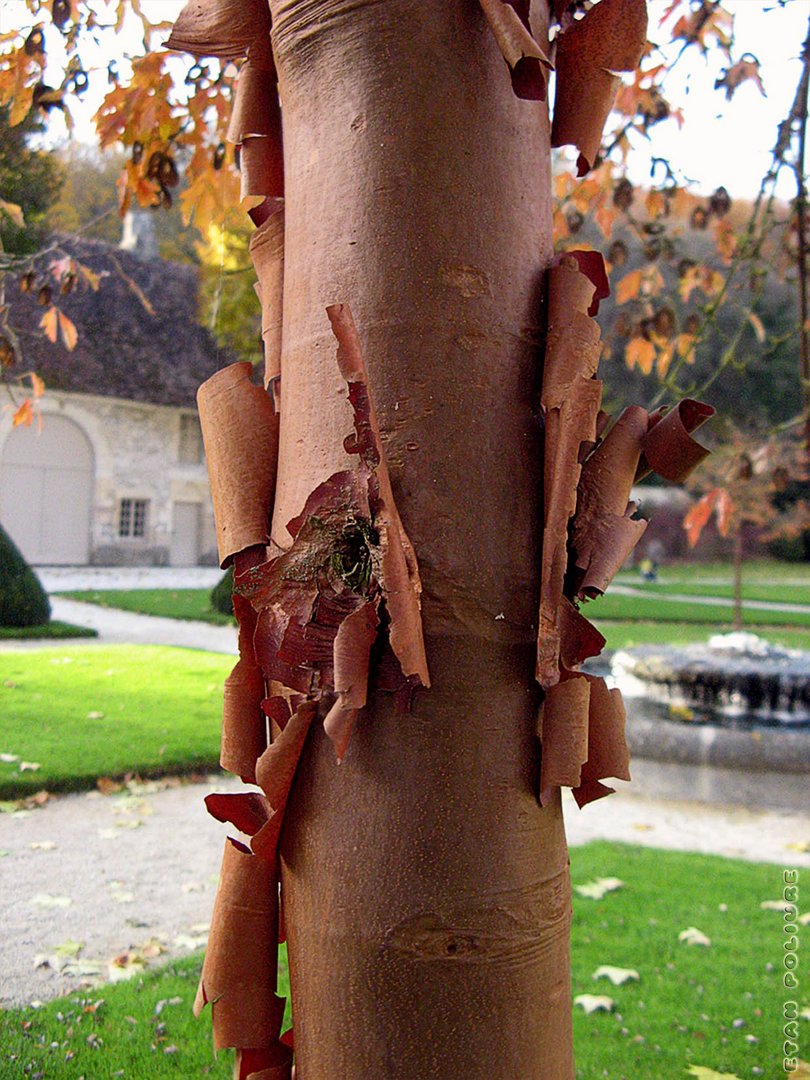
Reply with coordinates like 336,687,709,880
618,581,810,605
1,843,797,1078
617,558,810,586
57,589,233,626
587,591,810,627
0,645,233,799
0,621,97,640
593,619,810,652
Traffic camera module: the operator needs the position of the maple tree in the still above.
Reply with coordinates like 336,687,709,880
0,2,806,1079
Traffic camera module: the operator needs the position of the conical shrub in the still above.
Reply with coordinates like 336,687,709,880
0,523,50,627
210,564,234,616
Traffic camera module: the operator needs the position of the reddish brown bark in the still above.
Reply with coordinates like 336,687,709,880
269,2,570,1076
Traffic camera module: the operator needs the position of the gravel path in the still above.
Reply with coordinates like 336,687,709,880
1,775,806,1010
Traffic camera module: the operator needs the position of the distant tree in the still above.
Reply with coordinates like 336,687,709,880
0,104,62,254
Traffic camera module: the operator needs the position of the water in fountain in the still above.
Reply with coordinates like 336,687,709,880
612,633,810,728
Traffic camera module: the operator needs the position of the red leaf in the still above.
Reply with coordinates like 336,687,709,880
683,490,719,548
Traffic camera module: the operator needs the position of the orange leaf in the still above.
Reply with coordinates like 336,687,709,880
656,341,675,377
715,489,734,537
39,307,58,344
625,337,655,374
747,312,765,344
676,333,697,364
684,490,719,548
58,311,78,352
12,398,34,428
595,203,615,240
616,269,642,305
29,372,45,399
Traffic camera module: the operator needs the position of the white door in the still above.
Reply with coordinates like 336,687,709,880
0,415,94,564
171,501,200,565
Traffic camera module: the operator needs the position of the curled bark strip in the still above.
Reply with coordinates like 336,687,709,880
250,212,285,387
570,404,649,599
198,362,279,568
205,791,272,837
537,254,605,688
324,600,380,761
539,673,630,808
221,595,267,783
572,674,630,808
636,398,716,484
240,1043,293,1080
229,49,285,208
551,0,648,175
479,0,553,101
557,596,605,671
193,838,285,1051
538,675,590,799
166,0,271,59
327,303,430,689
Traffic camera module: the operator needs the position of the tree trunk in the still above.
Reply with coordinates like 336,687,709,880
732,530,743,631
270,1,571,1076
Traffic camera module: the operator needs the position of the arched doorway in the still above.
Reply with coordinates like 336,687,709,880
0,415,94,564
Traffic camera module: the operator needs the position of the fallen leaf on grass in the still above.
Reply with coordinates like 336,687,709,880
686,1068,742,1080
760,900,790,911
574,877,624,899
0,752,20,763
800,1006,810,1021
154,996,183,1015
31,893,72,909
679,927,711,947
86,711,105,720
19,761,41,772
30,840,56,851
574,994,615,1014
799,912,810,926
686,1067,747,1075
593,965,639,985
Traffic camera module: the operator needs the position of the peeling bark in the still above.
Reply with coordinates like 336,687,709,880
177,1,715,1077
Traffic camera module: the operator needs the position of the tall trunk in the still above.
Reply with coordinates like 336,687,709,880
732,530,743,631
270,1,570,1076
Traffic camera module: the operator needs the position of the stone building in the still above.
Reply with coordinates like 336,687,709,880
0,231,225,566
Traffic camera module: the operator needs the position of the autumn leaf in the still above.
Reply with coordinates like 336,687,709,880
574,994,614,1014
678,926,711,947
574,877,624,900
28,372,45,399
31,893,72,908
626,337,655,374
676,332,697,364
684,490,719,548
39,306,58,344
0,198,24,228
592,965,639,985
58,311,78,351
686,1068,742,1080
616,269,642,305
747,311,766,343
715,489,733,537
715,56,766,100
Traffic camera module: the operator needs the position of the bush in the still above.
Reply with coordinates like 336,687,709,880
0,523,51,627
210,565,234,616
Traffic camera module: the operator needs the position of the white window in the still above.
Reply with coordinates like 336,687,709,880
119,498,148,539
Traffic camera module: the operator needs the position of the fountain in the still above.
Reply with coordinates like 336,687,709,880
605,633,810,811
613,632,810,726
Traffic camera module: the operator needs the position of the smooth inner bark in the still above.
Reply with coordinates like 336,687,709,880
270,2,571,1075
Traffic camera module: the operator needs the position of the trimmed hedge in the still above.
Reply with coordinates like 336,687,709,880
0,523,50,627
210,564,234,616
